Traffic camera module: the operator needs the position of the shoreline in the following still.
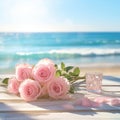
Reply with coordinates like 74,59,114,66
0,65,120,76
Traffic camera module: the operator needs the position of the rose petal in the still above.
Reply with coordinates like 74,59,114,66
90,101,101,107
74,98,82,105
94,97,111,104
63,104,74,110
81,97,92,107
108,98,120,106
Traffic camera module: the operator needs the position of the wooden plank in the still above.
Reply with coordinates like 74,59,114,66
0,111,120,120
0,90,119,102
0,86,7,92
0,99,120,112
0,92,22,100
0,74,120,120
102,79,120,85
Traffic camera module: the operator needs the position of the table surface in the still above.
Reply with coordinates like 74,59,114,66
0,75,120,120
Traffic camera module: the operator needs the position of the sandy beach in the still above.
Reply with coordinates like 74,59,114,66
80,66,120,76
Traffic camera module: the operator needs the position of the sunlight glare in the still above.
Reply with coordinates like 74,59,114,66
10,1,48,24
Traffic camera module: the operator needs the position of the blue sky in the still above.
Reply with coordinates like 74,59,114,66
0,0,120,32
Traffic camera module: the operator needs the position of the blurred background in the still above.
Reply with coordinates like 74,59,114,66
0,0,120,74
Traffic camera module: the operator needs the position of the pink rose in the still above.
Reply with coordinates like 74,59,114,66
8,77,20,94
40,85,48,97
37,58,55,65
32,58,56,84
19,79,41,101
16,63,33,82
47,77,70,99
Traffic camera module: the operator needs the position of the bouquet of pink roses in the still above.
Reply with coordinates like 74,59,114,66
2,58,85,101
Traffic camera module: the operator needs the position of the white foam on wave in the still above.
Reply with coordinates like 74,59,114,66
16,51,44,55
16,48,120,56
49,48,120,55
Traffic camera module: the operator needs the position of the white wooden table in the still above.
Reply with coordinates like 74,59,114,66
0,75,120,120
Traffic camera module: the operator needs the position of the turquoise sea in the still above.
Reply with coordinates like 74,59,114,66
0,32,120,74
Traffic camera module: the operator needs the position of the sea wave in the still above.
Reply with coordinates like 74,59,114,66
16,48,120,56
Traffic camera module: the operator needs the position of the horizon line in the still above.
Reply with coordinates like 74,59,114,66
0,25,120,32
0,31,120,33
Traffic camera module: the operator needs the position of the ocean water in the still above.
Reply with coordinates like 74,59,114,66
0,32,120,74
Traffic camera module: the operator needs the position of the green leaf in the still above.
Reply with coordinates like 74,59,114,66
54,64,58,69
67,77,73,81
62,73,72,81
65,66,73,72
2,78,9,85
73,67,80,76
62,73,68,77
69,72,75,76
69,72,79,77
69,85,75,94
61,62,65,70
56,70,61,77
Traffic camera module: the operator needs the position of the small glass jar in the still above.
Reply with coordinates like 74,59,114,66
86,72,103,93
